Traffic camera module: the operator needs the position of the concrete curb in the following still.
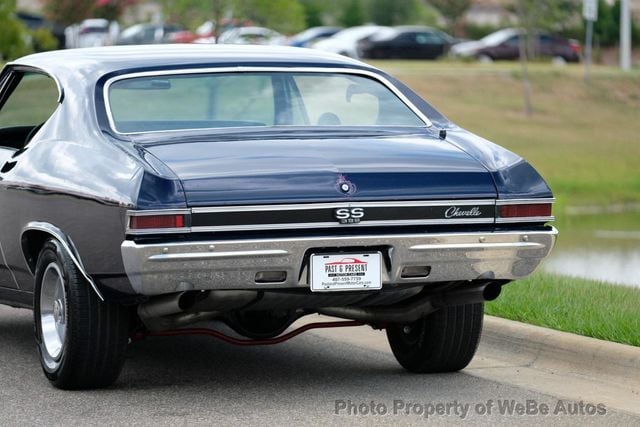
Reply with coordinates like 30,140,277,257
481,315,640,386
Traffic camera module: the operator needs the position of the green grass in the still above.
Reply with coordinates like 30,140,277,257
373,60,640,208
486,272,640,347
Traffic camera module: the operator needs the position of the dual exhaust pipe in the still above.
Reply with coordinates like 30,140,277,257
138,282,502,330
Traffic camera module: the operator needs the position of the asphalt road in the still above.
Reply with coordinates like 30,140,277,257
0,305,638,426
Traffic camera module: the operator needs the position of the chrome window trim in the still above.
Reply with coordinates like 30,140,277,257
103,66,433,135
4,63,64,103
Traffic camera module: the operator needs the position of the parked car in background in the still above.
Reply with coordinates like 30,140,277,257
116,23,185,45
313,25,387,58
166,30,198,44
75,19,110,48
0,45,556,389
191,19,255,44
451,28,581,63
289,26,343,47
358,26,455,59
218,26,286,45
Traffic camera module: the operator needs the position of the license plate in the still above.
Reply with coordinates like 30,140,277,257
310,253,382,292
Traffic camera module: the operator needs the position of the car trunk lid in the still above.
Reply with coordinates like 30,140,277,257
141,134,498,206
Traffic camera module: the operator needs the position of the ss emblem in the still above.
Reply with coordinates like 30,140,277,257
334,207,365,224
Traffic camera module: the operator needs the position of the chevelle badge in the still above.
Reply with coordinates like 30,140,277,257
444,206,483,218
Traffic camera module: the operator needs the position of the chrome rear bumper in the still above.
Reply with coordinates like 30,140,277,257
121,228,557,296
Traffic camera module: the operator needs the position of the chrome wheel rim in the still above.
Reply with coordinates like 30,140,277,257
40,263,67,367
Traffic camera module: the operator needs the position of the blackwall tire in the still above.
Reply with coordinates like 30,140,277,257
386,303,484,373
34,239,130,389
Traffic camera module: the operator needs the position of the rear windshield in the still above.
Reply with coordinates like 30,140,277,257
106,71,426,133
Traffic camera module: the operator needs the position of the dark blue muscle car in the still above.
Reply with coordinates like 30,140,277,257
0,45,556,389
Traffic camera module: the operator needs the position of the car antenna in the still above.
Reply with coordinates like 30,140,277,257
439,129,447,140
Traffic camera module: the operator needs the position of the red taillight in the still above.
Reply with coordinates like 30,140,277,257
499,204,552,218
569,40,581,54
129,214,186,230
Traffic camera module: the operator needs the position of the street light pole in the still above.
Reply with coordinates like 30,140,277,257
585,19,594,82
583,0,598,82
620,0,632,71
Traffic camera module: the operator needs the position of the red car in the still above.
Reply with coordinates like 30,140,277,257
452,28,581,63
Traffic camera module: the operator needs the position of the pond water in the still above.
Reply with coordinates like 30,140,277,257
542,209,640,288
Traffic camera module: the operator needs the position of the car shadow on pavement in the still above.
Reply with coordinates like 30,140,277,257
118,330,465,391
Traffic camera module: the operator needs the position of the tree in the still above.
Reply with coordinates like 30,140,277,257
43,0,95,25
592,0,640,46
236,0,306,34
369,0,420,26
94,0,138,21
340,0,365,27
158,0,216,28
428,0,470,35
0,0,31,60
43,0,136,25
300,0,325,27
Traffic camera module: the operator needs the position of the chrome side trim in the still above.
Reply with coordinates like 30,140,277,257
103,66,433,135
121,228,558,295
22,222,104,301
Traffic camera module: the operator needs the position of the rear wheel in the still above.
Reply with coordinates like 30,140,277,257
34,239,130,389
386,303,483,373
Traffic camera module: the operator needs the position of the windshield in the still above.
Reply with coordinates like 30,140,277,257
106,71,426,134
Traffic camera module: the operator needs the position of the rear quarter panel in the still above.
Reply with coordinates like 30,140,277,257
0,99,144,294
